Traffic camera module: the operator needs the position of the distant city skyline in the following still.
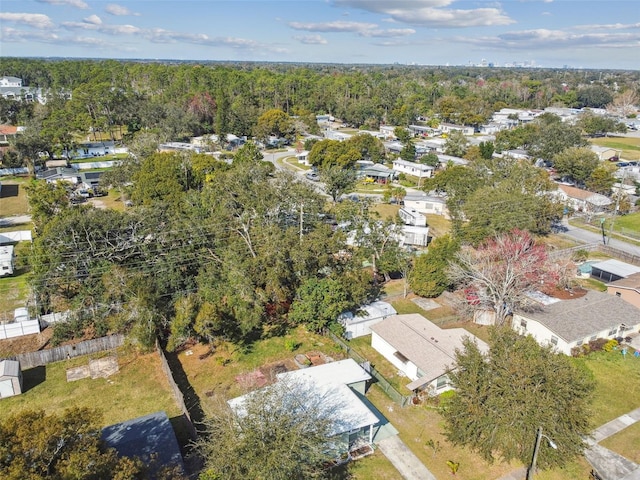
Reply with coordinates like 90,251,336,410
1,0,639,70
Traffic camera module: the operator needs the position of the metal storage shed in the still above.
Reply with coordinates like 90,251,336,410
0,359,23,398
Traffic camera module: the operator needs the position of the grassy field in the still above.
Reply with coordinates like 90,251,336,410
0,179,29,216
613,211,640,234
425,214,451,237
372,203,400,220
0,270,30,314
590,136,640,160
0,347,181,428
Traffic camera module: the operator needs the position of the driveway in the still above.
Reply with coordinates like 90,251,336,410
376,435,437,480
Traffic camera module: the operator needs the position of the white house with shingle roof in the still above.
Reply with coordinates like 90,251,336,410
512,290,640,355
370,314,488,395
555,184,612,213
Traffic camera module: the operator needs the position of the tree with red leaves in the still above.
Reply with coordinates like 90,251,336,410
449,229,549,325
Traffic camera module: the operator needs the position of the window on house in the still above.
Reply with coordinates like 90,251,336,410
550,336,558,346
577,339,584,346
615,292,621,297
393,351,409,364
608,327,618,336
436,375,450,389
590,335,597,342
520,319,527,329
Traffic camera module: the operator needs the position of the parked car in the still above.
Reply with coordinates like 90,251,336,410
306,172,320,181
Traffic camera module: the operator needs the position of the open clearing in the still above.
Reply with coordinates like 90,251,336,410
590,136,640,160
0,347,181,428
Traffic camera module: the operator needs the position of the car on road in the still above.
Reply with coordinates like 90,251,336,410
305,171,320,181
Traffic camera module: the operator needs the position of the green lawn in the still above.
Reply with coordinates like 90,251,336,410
372,203,400,220
0,348,181,428
613,211,640,234
0,179,30,216
0,270,30,314
590,136,640,160
425,214,451,237
578,349,640,426
600,422,640,463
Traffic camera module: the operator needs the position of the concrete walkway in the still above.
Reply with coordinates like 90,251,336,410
497,407,640,480
376,435,437,480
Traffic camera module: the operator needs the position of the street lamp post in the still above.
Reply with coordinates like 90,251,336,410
526,427,558,480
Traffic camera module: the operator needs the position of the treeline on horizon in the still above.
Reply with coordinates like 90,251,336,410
1,57,638,141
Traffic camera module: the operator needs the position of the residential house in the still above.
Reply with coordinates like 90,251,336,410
338,301,397,339
401,225,430,247
228,359,382,456
607,272,640,309
383,141,404,154
590,259,640,283
296,150,310,166
0,360,22,399
379,125,398,140
408,124,436,137
419,138,447,153
102,411,185,476
398,208,427,227
439,123,475,136
512,290,640,355
403,192,449,218
370,314,489,395
357,163,395,183
37,167,80,184
392,159,434,179
158,142,204,154
64,141,115,159
496,149,532,161
591,145,619,161
0,76,45,103
555,184,612,214
436,154,468,167
324,130,353,142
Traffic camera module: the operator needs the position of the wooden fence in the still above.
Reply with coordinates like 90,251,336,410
155,342,198,441
11,334,124,369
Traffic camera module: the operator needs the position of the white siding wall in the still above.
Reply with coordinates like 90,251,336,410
512,314,635,355
371,333,418,380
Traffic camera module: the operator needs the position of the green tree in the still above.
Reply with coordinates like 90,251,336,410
528,115,587,162
576,85,613,108
444,327,594,469
420,152,439,167
288,277,350,331
400,142,416,161
24,179,69,232
394,126,412,144
479,141,494,160
319,165,357,202
130,152,188,207
410,235,459,297
0,408,148,479
197,378,343,480
444,130,469,157
578,110,627,137
254,108,295,143
586,166,615,196
552,147,599,185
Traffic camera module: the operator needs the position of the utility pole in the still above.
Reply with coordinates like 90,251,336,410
299,203,304,242
608,168,628,244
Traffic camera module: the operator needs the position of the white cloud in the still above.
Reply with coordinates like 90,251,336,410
288,20,415,37
62,20,141,35
293,34,328,45
574,22,640,31
144,28,287,53
289,20,378,33
1,27,61,43
0,12,55,29
454,29,640,50
36,0,89,9
333,0,514,27
83,15,102,25
105,4,139,16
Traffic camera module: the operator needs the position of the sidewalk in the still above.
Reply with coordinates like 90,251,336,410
377,435,437,480
498,407,640,480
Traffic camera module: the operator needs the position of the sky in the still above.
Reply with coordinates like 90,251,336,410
0,0,639,70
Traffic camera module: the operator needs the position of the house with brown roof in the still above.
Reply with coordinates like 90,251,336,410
370,314,488,395
512,290,640,355
555,184,612,214
607,272,640,309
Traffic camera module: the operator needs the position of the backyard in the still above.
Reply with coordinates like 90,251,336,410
0,347,182,428
0,178,29,217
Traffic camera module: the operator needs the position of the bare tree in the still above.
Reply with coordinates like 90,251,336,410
448,229,549,325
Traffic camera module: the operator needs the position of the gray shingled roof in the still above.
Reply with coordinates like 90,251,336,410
0,359,20,378
370,314,488,390
519,290,640,343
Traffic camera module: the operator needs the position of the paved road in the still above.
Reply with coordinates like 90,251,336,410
560,218,640,257
376,435,437,480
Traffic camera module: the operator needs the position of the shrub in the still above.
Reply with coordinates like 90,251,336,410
284,338,300,352
572,249,589,263
588,338,608,352
603,339,618,352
